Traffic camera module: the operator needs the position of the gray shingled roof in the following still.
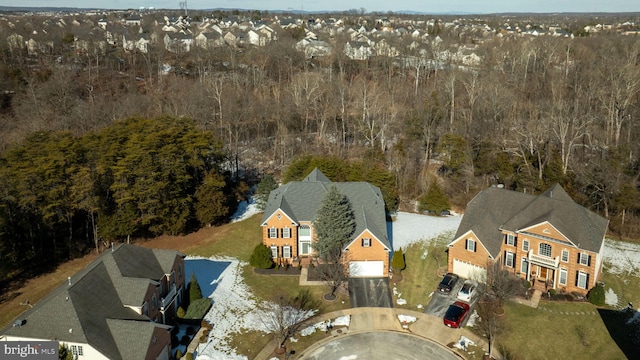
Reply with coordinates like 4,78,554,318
1,244,181,360
453,185,608,257
501,184,609,252
261,169,389,249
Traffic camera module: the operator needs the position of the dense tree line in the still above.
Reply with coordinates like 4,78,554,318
0,116,241,282
1,12,640,259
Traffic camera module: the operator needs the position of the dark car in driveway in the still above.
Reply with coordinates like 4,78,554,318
437,273,459,294
443,301,470,328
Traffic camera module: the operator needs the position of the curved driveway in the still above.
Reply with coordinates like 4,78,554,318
299,331,460,360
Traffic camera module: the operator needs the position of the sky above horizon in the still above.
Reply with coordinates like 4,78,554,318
3,0,640,14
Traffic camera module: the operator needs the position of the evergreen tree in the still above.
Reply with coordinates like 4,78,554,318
59,343,74,360
255,174,278,211
250,243,275,269
391,247,406,271
188,273,203,303
418,182,450,215
195,171,232,226
314,186,355,262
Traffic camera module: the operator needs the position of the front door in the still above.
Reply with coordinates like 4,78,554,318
540,267,548,280
300,241,311,255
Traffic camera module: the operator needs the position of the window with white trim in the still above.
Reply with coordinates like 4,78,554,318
71,345,84,357
579,253,590,266
506,234,515,246
522,239,529,252
559,268,568,286
539,243,552,257
561,250,569,263
520,258,528,274
465,239,476,252
505,252,515,268
576,271,588,289
362,238,371,247
270,245,278,258
282,227,291,238
268,227,278,238
299,225,311,237
283,246,291,258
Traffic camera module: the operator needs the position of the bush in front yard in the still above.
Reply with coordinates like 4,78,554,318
391,247,405,272
250,243,274,269
184,298,212,319
588,282,605,306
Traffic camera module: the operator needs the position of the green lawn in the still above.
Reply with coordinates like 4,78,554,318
391,232,452,310
497,301,628,360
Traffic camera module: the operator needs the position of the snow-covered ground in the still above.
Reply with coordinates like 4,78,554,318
193,207,640,359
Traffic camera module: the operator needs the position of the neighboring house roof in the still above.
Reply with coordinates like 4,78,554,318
261,169,389,250
453,185,608,257
1,244,180,360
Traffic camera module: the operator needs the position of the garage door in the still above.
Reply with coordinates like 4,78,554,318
453,259,487,282
349,261,384,277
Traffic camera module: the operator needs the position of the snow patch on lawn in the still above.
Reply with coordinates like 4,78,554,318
605,288,619,307
195,257,270,360
602,238,640,276
391,212,461,250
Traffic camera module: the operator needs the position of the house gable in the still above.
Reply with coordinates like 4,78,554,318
448,230,492,273
516,221,576,248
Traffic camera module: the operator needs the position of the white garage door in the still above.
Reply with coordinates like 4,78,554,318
349,261,384,277
453,259,487,282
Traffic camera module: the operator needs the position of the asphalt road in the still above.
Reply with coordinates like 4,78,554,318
299,331,460,360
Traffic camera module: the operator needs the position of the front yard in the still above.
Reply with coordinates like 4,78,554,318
390,232,639,360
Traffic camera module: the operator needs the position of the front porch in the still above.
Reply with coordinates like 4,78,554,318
528,264,555,292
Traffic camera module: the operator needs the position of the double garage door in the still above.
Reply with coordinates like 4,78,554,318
452,259,487,282
349,261,384,277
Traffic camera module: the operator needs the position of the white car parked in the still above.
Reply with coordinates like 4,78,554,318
456,280,477,302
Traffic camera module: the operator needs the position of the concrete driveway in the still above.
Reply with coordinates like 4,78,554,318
348,277,393,308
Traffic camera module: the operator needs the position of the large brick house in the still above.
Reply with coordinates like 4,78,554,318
0,244,185,360
260,168,391,277
448,184,609,295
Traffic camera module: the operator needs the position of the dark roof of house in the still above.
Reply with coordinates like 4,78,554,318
453,185,609,257
261,168,389,249
1,244,182,360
